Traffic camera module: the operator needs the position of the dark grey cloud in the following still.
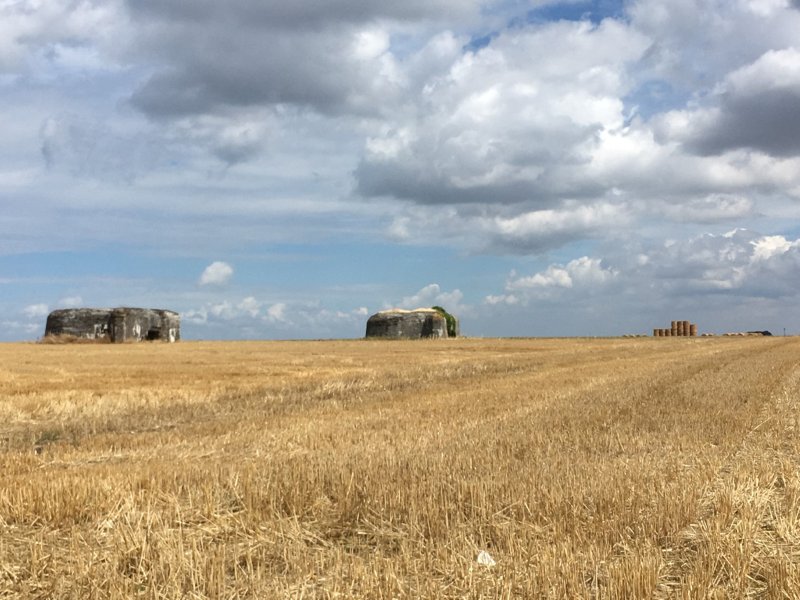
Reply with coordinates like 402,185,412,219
357,162,539,204
356,153,607,207
130,29,376,117
686,87,800,157
653,48,800,159
127,0,478,29
125,0,483,119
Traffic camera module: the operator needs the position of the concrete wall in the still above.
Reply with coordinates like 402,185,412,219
45,308,180,342
110,308,180,342
365,309,448,339
45,309,112,340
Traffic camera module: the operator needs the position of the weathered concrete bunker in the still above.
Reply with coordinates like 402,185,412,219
365,308,449,339
45,308,180,343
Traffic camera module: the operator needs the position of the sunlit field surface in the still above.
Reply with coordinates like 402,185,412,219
2,337,800,598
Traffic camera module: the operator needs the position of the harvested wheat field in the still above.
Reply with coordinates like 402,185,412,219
2,337,800,598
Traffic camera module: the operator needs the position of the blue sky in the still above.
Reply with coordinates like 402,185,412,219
3,0,800,340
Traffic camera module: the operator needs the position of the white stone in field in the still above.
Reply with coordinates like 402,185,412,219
476,550,496,567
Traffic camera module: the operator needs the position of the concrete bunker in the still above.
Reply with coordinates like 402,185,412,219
45,308,180,343
365,308,450,339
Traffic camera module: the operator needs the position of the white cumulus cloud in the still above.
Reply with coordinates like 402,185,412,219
490,257,619,305
58,295,83,308
22,303,49,319
397,283,464,311
265,303,287,323
199,261,234,286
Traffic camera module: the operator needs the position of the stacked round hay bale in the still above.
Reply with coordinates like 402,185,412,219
365,308,449,339
689,323,698,337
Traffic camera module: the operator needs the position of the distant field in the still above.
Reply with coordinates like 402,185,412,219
1,337,800,598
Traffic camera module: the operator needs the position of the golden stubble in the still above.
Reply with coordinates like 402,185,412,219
1,337,799,598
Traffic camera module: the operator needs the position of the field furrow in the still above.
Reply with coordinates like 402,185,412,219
654,357,800,599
